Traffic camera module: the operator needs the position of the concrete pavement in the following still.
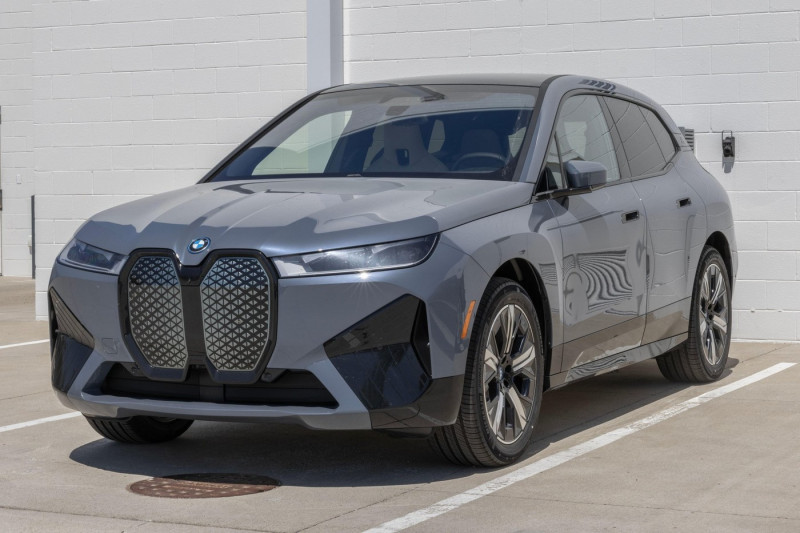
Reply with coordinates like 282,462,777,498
1,276,798,532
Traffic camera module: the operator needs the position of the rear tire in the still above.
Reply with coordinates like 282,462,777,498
85,415,193,444
430,278,544,467
657,246,731,383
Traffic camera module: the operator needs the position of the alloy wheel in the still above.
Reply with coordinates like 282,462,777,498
482,303,537,445
698,263,729,366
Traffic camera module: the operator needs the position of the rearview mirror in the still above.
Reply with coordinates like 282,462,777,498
564,160,607,188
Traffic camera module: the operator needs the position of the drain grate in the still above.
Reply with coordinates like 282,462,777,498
128,473,280,499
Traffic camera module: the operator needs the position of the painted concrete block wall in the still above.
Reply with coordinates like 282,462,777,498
343,0,800,341
23,0,306,317
0,0,34,278
3,1,800,339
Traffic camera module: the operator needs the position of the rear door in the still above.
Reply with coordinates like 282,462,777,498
602,97,705,344
546,94,648,372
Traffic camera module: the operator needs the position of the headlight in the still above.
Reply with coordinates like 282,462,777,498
273,235,438,277
57,239,127,275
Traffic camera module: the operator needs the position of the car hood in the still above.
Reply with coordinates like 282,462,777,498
77,177,534,265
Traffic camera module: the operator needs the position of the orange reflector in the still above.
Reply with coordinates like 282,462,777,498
461,300,476,339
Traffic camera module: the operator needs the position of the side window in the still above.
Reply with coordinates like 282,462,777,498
603,97,668,177
641,107,677,162
555,95,621,184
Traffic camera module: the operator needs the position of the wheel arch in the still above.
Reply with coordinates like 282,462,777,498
490,258,554,388
705,231,733,285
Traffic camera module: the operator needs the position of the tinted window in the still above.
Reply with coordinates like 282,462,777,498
211,85,538,182
555,95,621,184
641,107,676,162
603,97,667,177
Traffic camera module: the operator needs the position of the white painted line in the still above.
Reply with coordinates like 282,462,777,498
0,339,49,351
364,362,796,533
0,412,81,434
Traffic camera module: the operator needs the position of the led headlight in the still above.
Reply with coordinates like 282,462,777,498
273,235,438,277
57,239,127,275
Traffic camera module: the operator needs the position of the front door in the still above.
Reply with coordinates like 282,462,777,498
547,94,648,372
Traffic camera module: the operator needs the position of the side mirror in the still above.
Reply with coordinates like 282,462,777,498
564,160,607,188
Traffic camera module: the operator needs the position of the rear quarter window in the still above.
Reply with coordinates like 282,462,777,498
603,97,668,177
641,107,677,162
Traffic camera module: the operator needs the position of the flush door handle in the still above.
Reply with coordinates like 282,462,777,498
677,197,692,208
622,210,640,223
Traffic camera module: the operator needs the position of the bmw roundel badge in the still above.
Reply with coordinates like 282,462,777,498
188,237,211,253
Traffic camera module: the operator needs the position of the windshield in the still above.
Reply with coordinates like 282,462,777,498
209,84,538,182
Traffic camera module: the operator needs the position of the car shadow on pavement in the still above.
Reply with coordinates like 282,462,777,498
69,358,739,487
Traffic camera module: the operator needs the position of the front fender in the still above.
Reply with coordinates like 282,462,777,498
441,201,563,349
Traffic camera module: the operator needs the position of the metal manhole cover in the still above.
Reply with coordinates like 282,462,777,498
128,473,280,499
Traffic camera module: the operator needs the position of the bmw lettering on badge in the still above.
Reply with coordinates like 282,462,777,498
188,237,210,254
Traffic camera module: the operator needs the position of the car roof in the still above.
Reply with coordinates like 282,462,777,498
320,73,649,105
320,73,558,93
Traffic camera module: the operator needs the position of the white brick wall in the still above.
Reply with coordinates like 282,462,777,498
14,0,307,316
2,1,800,339
342,0,800,341
0,0,34,278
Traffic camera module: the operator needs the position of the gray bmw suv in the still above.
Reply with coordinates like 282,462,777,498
49,74,736,466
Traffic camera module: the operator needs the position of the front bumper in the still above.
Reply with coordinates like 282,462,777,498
49,238,487,430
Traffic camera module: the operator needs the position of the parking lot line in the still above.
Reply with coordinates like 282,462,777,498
0,412,81,434
0,339,49,351
363,362,796,533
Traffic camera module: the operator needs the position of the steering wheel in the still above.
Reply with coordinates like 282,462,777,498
453,152,508,171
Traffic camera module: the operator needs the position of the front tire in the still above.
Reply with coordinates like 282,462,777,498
85,415,193,444
431,278,544,467
657,246,731,382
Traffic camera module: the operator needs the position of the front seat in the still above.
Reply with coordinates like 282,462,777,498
460,128,505,157
366,122,447,173
452,128,508,171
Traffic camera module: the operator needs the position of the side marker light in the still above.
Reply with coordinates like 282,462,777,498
461,300,477,339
